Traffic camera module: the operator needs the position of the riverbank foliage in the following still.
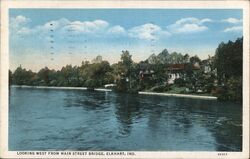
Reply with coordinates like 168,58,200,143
9,37,243,101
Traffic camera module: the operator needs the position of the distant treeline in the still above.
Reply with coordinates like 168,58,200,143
9,37,243,101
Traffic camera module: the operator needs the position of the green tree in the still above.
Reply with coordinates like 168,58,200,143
183,53,190,63
121,50,133,75
60,65,74,86
115,51,134,92
12,66,35,85
147,53,159,64
215,37,243,84
214,37,243,101
91,55,102,64
190,55,201,64
37,67,50,86
9,70,13,85
81,61,112,88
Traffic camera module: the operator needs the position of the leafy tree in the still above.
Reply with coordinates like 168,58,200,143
183,54,190,63
190,55,201,64
9,37,242,101
60,65,73,85
121,50,133,75
157,49,170,64
12,66,35,85
147,49,185,64
147,53,159,64
37,67,51,85
214,37,243,101
115,51,134,92
81,61,112,88
9,70,13,85
91,55,102,64
215,37,243,84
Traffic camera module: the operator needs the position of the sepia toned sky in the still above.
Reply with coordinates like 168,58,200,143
9,9,243,72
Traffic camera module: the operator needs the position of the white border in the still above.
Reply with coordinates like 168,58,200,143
0,1,249,158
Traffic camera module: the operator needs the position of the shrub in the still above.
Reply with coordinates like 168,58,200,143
174,78,186,87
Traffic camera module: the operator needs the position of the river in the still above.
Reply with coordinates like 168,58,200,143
9,87,242,151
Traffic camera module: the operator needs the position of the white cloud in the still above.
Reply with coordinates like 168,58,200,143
168,17,212,34
11,15,30,24
17,27,32,35
221,18,242,33
10,15,31,31
10,16,112,36
43,18,70,30
12,15,215,41
62,19,109,34
175,17,212,25
108,25,126,34
200,18,213,24
223,26,243,32
174,23,208,33
222,18,242,24
128,23,170,40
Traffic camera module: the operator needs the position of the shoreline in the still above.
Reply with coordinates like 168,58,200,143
11,85,217,100
11,85,112,92
138,91,217,100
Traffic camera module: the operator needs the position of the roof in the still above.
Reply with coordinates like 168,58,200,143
167,64,185,70
167,63,200,71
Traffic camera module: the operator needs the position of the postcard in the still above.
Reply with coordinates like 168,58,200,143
0,0,249,158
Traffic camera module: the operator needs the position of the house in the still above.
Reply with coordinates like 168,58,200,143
167,63,200,84
139,69,155,80
200,59,211,73
167,64,185,84
200,56,219,75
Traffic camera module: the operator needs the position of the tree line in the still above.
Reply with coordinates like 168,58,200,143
214,37,242,101
9,37,243,101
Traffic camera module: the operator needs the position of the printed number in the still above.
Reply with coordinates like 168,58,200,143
218,153,228,156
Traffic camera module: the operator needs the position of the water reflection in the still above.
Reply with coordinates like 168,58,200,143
114,93,141,137
63,90,111,111
57,90,242,151
9,87,242,151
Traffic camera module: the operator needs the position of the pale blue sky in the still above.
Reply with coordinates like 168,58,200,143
10,9,243,72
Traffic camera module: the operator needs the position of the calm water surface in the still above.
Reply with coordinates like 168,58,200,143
9,87,242,151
